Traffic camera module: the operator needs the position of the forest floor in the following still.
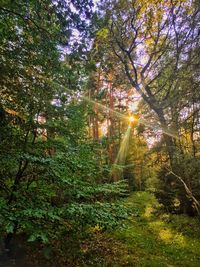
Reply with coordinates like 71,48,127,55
1,192,200,267
84,192,200,267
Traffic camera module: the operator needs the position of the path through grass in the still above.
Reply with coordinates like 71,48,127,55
86,192,200,267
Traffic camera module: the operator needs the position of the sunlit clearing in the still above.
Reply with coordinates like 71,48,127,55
144,206,154,218
149,221,186,247
159,229,173,243
159,229,186,247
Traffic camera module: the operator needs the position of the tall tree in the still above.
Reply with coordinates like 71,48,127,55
98,0,199,166
0,1,129,261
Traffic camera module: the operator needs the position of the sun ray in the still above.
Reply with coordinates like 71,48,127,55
50,80,179,139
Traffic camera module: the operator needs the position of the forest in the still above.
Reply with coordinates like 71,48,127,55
0,0,200,266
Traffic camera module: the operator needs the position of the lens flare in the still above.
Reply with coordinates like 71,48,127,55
49,80,178,139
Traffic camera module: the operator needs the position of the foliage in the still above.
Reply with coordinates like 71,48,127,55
0,0,200,265
0,0,129,262
81,192,200,267
95,0,200,214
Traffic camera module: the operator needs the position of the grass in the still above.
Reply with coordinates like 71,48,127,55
84,192,200,267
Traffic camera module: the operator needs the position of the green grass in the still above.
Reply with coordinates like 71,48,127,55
88,192,200,267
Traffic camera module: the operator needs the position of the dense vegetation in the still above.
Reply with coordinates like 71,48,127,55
0,0,199,266
79,192,200,267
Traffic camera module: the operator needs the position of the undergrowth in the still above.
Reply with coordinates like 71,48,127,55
82,192,200,267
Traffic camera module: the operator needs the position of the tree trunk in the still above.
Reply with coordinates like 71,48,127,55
157,110,176,167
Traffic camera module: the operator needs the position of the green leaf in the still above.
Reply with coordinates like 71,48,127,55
5,222,14,234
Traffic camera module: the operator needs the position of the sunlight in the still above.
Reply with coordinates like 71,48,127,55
83,96,178,139
159,229,186,247
159,229,173,243
51,81,179,139
129,116,135,123
149,221,186,247
82,96,127,120
144,206,154,218
114,126,132,167
128,100,139,112
2,1,199,265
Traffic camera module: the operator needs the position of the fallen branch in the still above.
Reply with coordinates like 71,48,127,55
167,168,200,215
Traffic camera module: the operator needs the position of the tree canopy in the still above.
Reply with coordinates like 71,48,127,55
0,0,199,265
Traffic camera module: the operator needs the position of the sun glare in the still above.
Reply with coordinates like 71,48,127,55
129,116,135,123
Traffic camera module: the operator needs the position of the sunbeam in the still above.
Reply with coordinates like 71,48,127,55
51,80,178,139
114,126,131,166
111,126,132,178
82,96,127,121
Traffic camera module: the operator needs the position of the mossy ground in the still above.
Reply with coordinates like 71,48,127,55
83,192,200,267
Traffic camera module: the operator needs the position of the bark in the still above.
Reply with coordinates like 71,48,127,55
156,108,176,166
123,62,176,166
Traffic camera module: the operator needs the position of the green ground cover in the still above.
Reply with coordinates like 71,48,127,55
84,192,200,267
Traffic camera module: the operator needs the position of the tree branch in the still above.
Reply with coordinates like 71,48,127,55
0,7,50,35
167,168,200,215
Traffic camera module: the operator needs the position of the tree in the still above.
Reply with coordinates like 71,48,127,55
98,0,199,165
0,1,129,261
95,0,200,214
